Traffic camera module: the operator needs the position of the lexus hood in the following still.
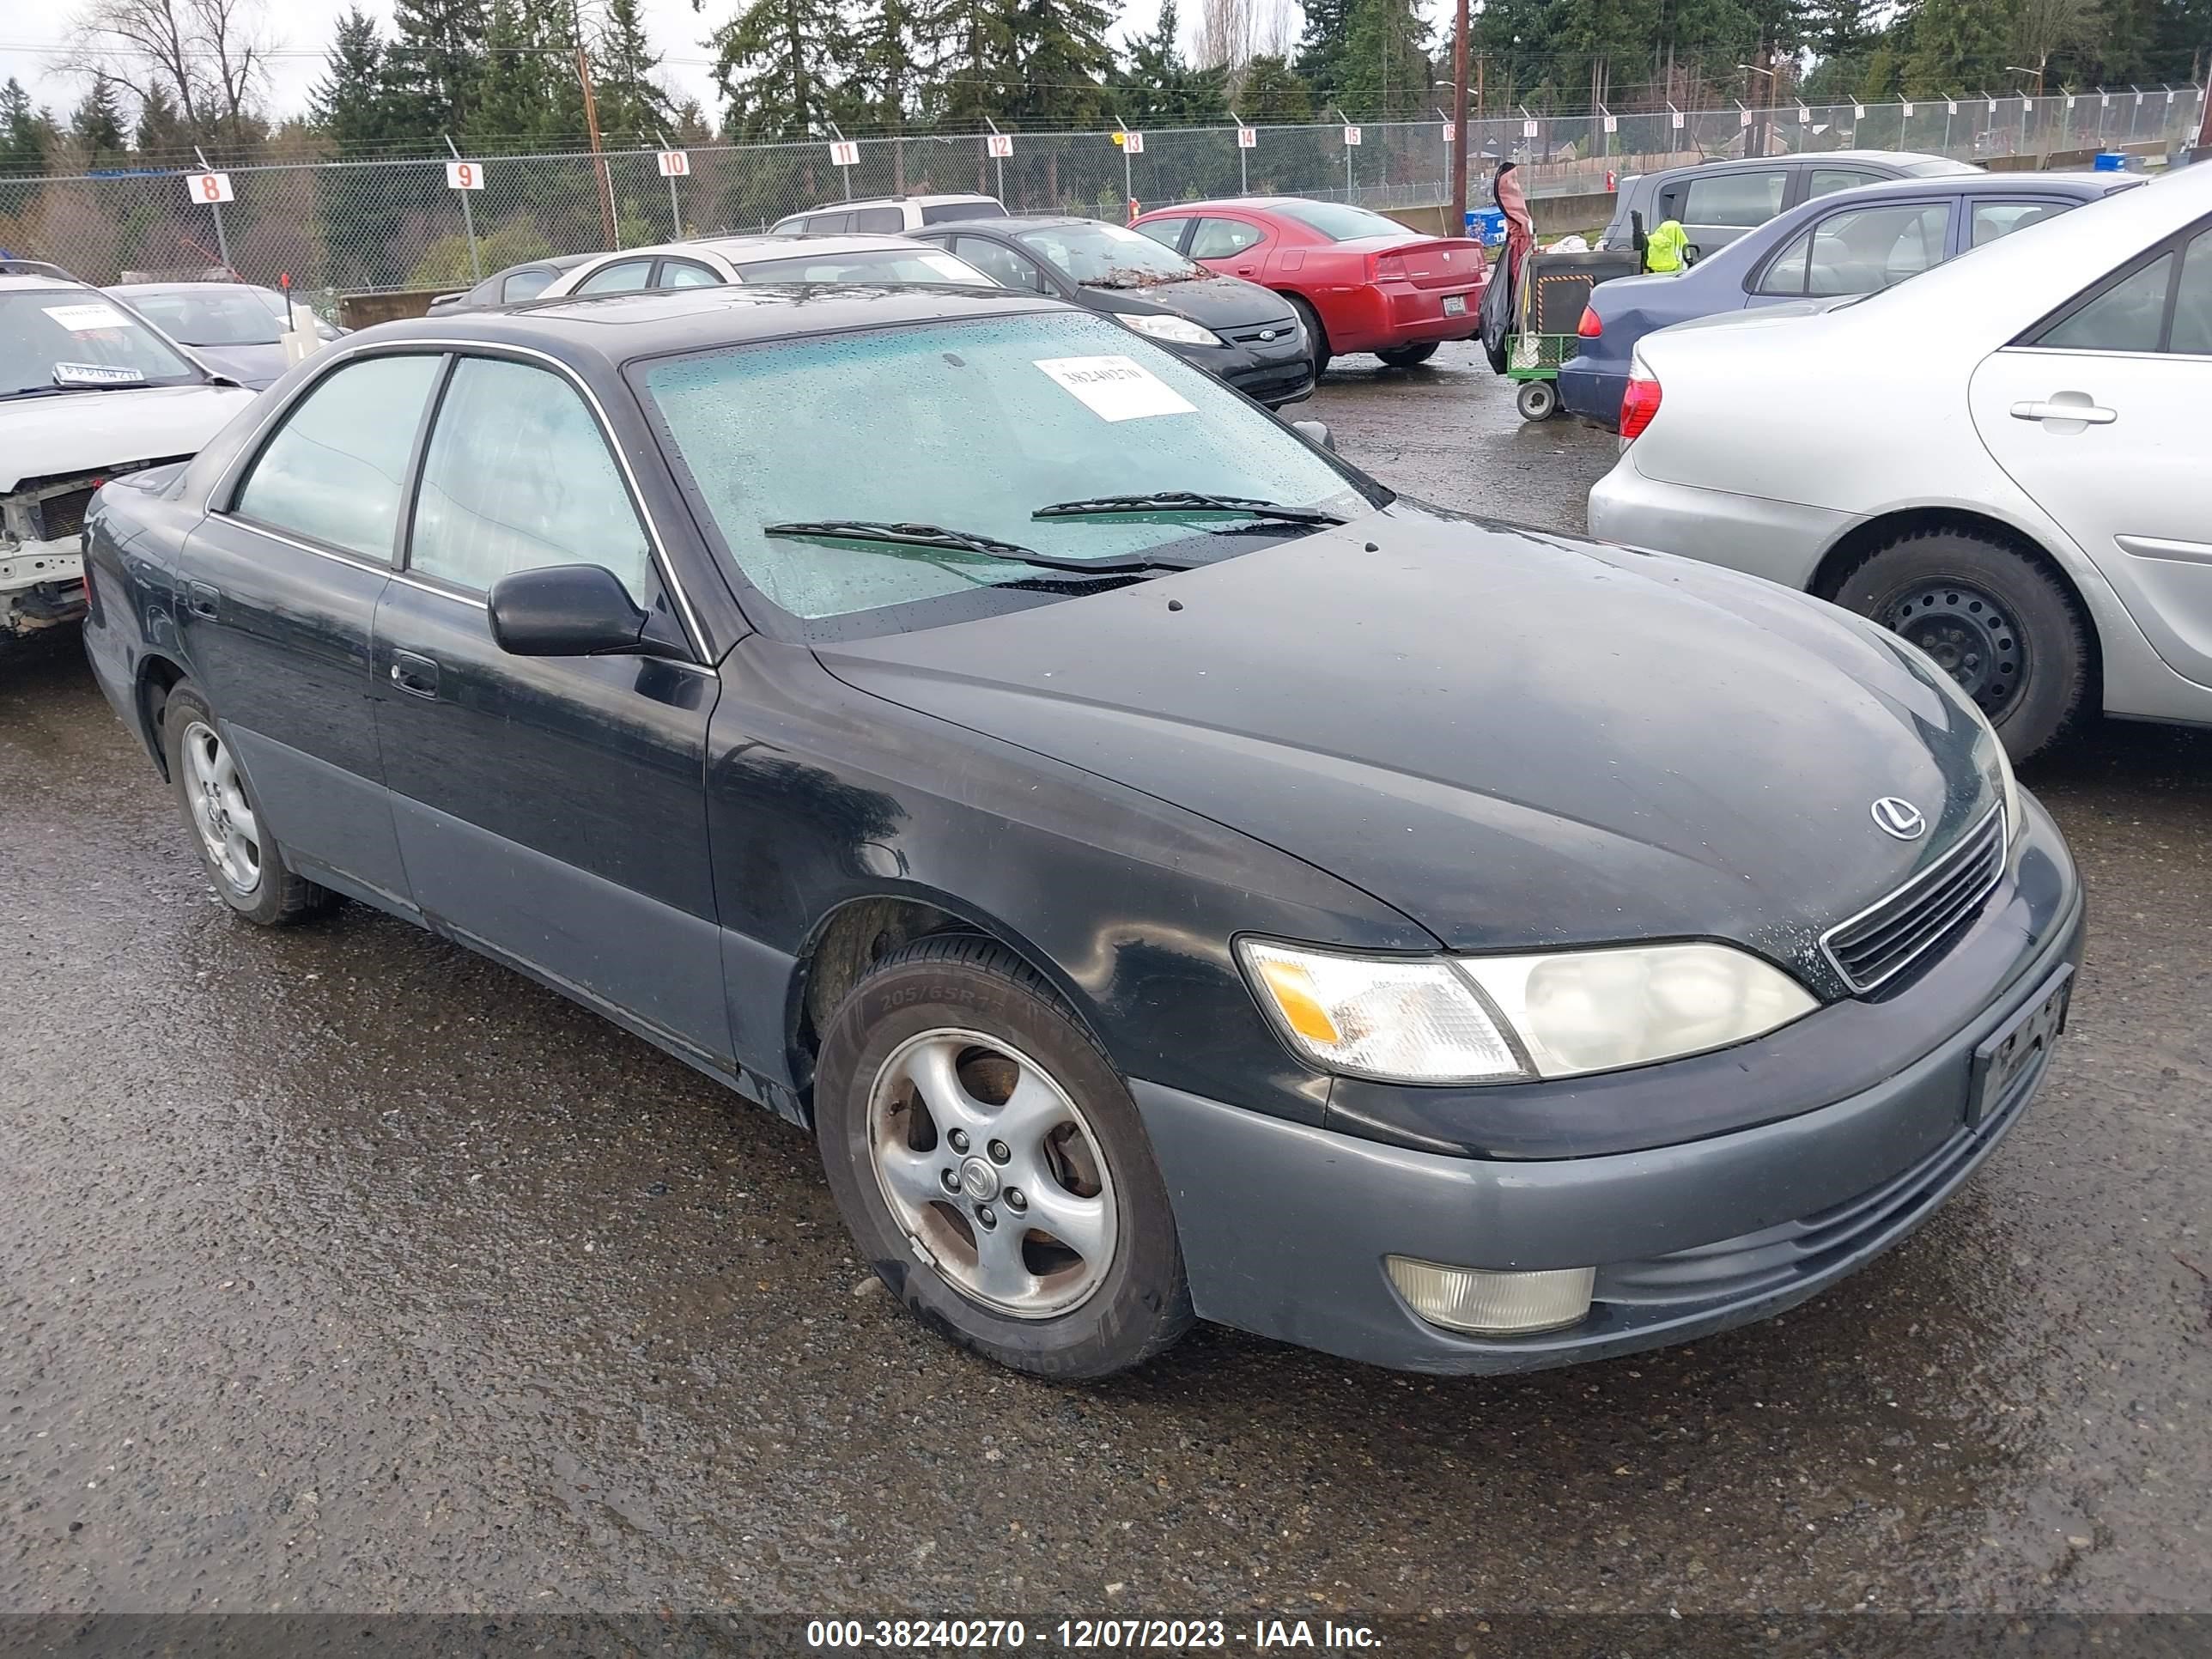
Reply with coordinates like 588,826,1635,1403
817,506,1998,981
0,383,257,493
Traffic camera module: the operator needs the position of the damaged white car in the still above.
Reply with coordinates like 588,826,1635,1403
2,264,255,642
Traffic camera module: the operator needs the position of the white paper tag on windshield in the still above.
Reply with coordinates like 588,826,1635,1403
45,302,132,333
920,253,977,282
1034,355,1196,422
53,361,145,386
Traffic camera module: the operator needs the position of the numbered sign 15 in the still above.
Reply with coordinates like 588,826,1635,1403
186,172,234,205
1342,125,1362,145
445,160,484,190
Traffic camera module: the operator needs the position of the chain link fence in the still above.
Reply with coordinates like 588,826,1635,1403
3,87,2203,301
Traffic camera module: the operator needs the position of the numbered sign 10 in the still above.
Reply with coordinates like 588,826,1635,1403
657,150,690,178
185,172,234,204
446,160,484,190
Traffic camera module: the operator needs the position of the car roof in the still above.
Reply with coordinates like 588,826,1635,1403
935,216,1095,234
107,280,278,294
1790,170,2130,204
0,272,97,295
722,234,939,259
829,192,998,209
362,283,1071,371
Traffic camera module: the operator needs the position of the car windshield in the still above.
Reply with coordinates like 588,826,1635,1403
118,286,283,346
0,289,204,397
1273,201,1413,241
1014,222,1200,288
732,248,994,285
635,310,1372,636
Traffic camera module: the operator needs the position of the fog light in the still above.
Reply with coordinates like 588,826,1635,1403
1386,1257,1595,1336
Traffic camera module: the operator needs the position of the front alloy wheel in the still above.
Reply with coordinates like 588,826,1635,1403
181,719,262,896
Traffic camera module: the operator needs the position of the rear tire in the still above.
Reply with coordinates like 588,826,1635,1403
1832,529,2090,762
160,680,337,926
814,934,1194,1380
1516,379,1559,422
1375,342,1439,368
1287,295,1330,377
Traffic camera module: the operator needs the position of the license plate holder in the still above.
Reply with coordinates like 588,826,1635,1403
1968,964,2071,1129
1442,295,1468,317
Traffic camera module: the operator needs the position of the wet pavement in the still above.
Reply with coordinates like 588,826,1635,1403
3,349,2208,1622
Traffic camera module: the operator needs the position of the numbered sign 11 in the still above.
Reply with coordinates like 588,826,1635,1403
829,140,860,167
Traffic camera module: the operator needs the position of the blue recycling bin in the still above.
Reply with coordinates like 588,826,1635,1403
1466,207,1508,246
2094,151,2128,171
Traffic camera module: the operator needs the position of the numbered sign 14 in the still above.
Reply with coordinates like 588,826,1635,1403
1237,126,1257,149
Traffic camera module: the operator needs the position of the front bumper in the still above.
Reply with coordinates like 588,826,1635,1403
1176,334,1314,408
1131,827,2085,1374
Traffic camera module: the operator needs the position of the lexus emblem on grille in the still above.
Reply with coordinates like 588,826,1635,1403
1257,328,1277,340
1871,797,1927,841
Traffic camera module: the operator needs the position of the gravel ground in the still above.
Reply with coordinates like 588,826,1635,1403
3,345,2206,1626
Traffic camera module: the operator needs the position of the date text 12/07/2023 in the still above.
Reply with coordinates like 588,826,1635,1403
804,1618,1385,1650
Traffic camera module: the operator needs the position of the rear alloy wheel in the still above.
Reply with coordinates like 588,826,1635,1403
161,679,337,927
1287,295,1331,377
815,935,1193,1379
1832,529,2089,762
1375,342,1439,368
1516,379,1559,422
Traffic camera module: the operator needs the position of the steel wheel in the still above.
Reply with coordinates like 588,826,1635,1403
865,1026,1118,1319
1879,580,2026,718
1516,379,1558,422
179,719,262,896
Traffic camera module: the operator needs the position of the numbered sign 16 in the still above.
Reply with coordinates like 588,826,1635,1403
1237,126,1257,149
657,149,690,178
986,132,1012,158
446,160,484,190
186,172,234,205
829,140,860,167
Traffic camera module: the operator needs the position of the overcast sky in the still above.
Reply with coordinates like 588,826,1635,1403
0,0,1193,134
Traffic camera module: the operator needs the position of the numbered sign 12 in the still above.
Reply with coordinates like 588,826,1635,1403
186,172,234,205
656,149,690,177
986,132,1012,158
829,140,860,167
445,160,484,190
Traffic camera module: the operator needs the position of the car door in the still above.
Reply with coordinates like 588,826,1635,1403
1133,215,1194,253
1748,199,1952,306
1968,217,2212,689
1672,168,1790,258
1187,215,1271,281
180,350,443,906
369,349,731,1061
943,234,1055,296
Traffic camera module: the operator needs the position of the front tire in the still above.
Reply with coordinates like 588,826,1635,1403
1832,529,2089,761
161,680,336,926
1287,295,1331,377
1375,342,1439,368
814,935,1194,1380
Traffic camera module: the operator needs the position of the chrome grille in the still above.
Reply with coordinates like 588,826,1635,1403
1822,805,2007,994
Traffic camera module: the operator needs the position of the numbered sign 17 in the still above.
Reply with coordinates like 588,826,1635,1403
829,140,860,167
185,172,234,205
445,160,484,190
657,150,690,178
986,132,1012,158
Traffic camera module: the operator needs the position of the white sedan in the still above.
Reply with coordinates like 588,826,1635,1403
1588,160,2212,759
538,233,994,298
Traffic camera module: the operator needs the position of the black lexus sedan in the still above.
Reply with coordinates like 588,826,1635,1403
82,283,2081,1380
910,215,1315,408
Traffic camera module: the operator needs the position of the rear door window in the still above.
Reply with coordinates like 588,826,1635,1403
234,354,442,561
849,206,904,234
951,235,1052,293
1189,217,1265,259
921,199,1006,224
1970,200,2073,247
1682,170,1787,228
803,211,854,234
1759,201,1950,296
656,258,722,289
2033,224,2212,356
1807,167,1882,201
575,258,654,295
501,266,556,303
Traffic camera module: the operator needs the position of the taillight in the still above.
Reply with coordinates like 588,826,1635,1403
1577,305,1602,338
1369,252,1406,282
1620,376,1662,441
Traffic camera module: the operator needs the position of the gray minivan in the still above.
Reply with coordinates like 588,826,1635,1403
1598,149,1981,261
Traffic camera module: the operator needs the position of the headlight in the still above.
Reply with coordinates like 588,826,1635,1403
1121,313,1222,347
1239,939,1816,1085
1969,708,2021,843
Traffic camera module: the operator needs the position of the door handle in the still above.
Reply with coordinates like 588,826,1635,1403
2010,398,2116,425
388,650,440,699
1236,264,1258,275
184,580,220,620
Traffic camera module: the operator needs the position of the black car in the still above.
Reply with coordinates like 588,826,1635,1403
427,252,597,315
83,284,2081,1380
911,215,1314,407
106,282,344,390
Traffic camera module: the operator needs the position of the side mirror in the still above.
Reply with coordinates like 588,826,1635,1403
488,563,647,657
1292,419,1336,452
1681,245,1702,267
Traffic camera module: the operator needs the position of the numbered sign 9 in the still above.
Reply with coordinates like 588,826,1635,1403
185,172,234,205
1237,125,1257,149
829,139,860,167
986,132,1012,158
656,149,690,177
446,160,484,191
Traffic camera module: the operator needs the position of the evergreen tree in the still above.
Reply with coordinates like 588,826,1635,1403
1005,0,1119,126
70,74,130,163
1900,0,2014,97
1296,0,1355,106
1236,54,1313,121
849,0,928,140
703,0,853,140
135,84,194,158
312,9,399,149
385,0,489,135
1121,0,1219,124
596,0,674,146
926,0,1018,128
1336,0,1431,120
0,79,54,173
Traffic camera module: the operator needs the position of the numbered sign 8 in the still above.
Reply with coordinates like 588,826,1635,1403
185,172,234,205
986,132,1012,158
656,149,690,177
445,160,484,190
829,139,860,167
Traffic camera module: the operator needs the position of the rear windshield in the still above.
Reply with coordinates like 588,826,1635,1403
921,199,1006,224
2,289,204,399
1899,156,1983,177
1273,201,1412,241
118,286,282,346
732,248,994,285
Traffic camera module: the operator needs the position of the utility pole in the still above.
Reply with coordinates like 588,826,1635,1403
1449,0,1470,226
575,46,617,249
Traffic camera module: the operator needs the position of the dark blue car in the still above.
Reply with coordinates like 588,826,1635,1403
1561,171,2141,428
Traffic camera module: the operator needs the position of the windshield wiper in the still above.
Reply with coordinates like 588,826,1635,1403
1033,492,1348,526
763,520,1197,574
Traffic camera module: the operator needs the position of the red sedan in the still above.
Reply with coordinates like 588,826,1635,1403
1131,197,1487,374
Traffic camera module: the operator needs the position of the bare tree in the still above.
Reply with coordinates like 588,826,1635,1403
1194,0,1296,78
2012,0,2101,81
64,0,272,150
